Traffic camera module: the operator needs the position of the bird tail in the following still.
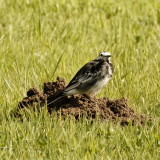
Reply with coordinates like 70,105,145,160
47,91,66,106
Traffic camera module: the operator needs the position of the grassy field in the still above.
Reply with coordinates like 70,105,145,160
0,0,160,159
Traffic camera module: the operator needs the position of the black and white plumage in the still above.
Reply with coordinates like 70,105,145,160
50,52,114,104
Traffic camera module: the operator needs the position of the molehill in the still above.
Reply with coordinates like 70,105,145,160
17,77,150,125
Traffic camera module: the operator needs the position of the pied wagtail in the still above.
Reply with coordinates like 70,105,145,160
49,52,114,104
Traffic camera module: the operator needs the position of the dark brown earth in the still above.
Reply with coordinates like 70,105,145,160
17,77,150,125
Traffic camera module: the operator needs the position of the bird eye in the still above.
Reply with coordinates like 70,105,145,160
99,52,111,57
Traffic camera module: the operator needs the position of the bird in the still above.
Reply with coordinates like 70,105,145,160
48,51,114,105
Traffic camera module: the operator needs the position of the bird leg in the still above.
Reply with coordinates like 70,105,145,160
82,94,94,103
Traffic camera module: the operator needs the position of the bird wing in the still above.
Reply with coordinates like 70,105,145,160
64,59,104,92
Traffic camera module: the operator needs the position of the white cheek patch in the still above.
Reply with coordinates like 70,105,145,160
108,57,111,63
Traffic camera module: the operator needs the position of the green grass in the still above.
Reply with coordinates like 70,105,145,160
0,0,160,159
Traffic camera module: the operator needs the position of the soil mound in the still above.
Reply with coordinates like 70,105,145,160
17,77,150,125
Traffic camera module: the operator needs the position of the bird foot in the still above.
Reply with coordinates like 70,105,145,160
82,94,94,103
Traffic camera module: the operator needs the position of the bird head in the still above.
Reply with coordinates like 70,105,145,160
98,52,111,63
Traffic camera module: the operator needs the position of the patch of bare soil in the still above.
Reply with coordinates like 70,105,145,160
17,77,151,125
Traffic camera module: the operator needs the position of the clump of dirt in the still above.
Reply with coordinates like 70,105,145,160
17,77,150,125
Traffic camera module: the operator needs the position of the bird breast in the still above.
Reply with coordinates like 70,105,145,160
84,76,110,95
85,64,113,95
